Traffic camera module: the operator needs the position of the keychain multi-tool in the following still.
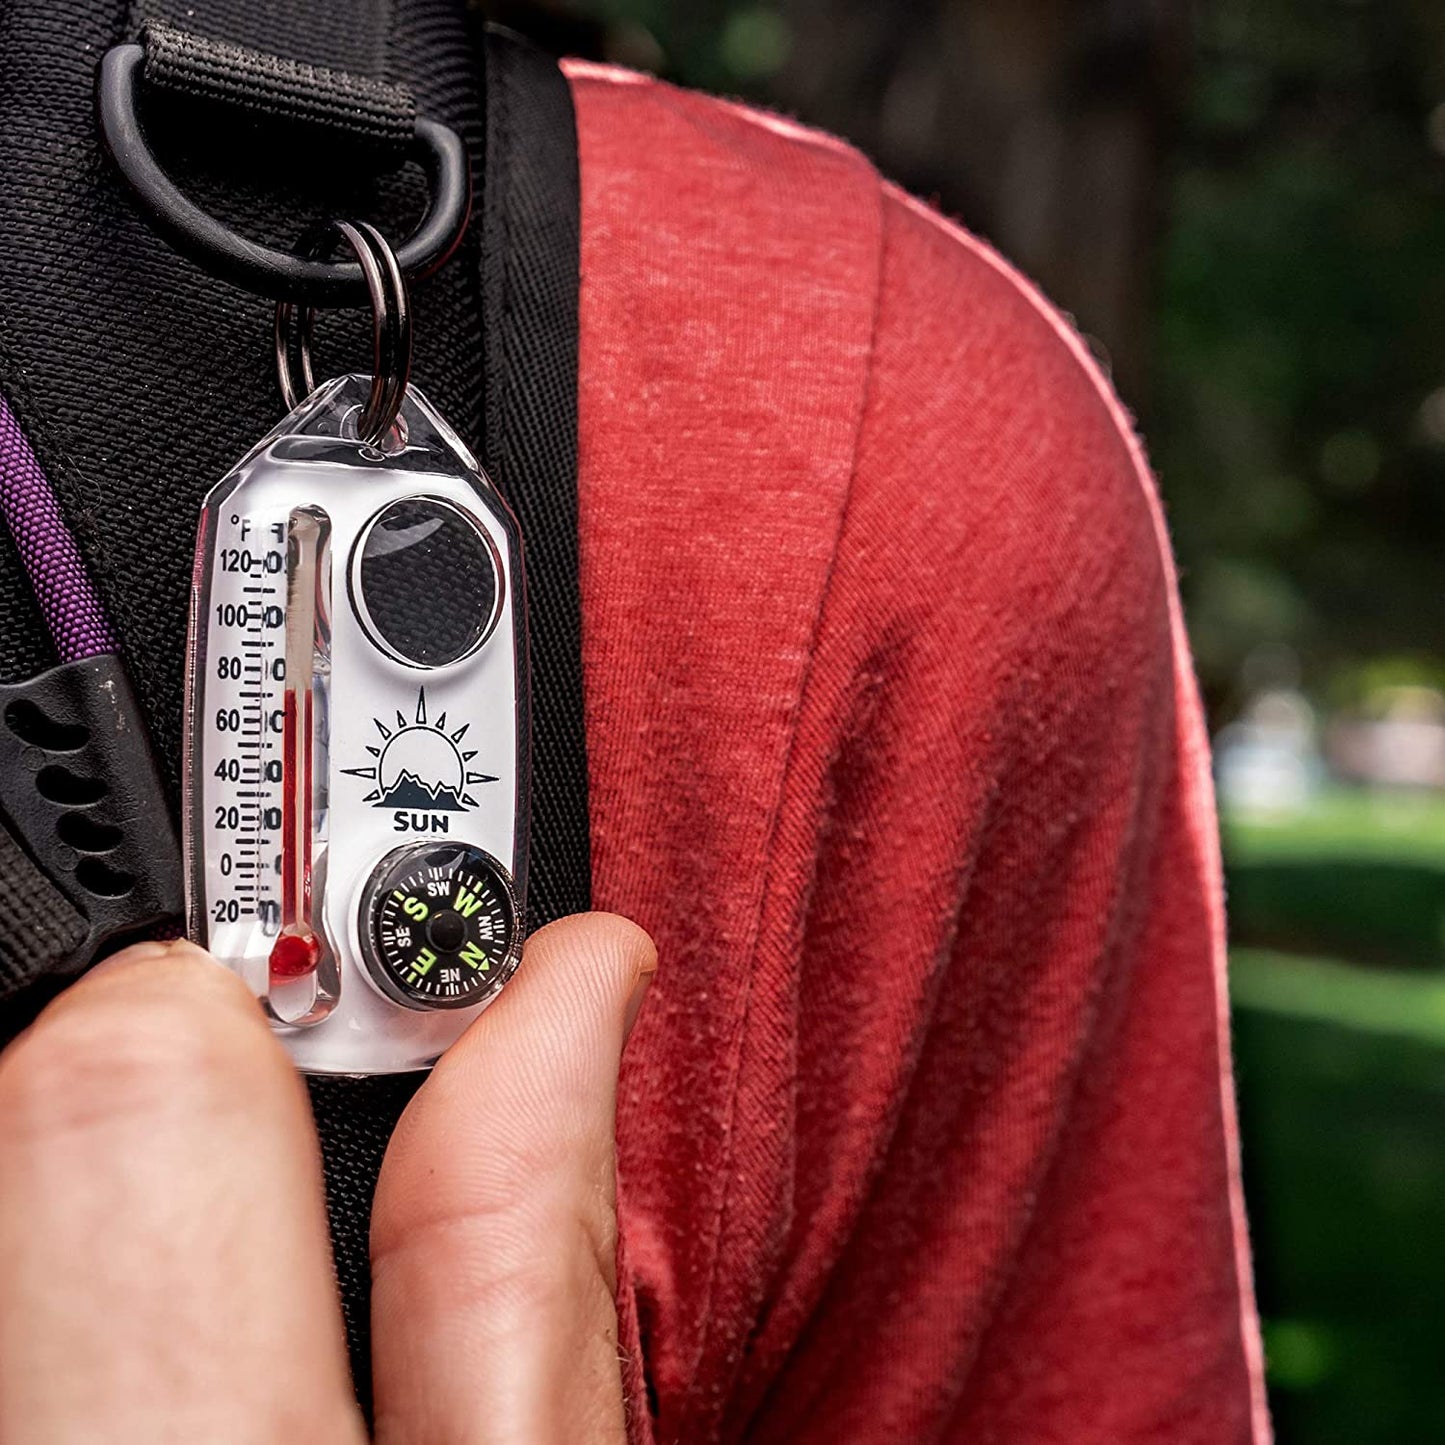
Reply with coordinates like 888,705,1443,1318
183,221,528,1075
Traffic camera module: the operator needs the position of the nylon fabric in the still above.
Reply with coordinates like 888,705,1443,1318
0,830,87,998
479,30,589,942
0,359,60,687
0,533,53,684
0,393,116,662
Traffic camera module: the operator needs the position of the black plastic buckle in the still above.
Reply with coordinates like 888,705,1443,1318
0,656,182,997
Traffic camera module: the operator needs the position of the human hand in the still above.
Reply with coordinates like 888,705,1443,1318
0,912,657,1443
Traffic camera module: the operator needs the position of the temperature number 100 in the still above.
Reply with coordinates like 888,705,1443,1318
215,603,283,628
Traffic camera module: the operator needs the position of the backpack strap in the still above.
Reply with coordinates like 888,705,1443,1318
310,32,588,1403
0,0,587,1412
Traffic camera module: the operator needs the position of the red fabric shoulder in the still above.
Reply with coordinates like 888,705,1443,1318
564,61,1270,1445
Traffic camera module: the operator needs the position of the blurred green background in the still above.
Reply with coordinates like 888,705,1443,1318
494,0,1445,1437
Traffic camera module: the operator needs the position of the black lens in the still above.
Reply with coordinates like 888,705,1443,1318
354,497,498,667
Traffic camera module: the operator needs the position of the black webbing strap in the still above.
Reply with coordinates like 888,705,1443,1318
0,355,81,999
127,0,411,165
0,0,588,1414
0,830,86,997
308,32,588,1403
140,21,417,163
478,31,589,940
128,0,397,81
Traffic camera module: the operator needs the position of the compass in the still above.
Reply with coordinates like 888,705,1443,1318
360,842,520,1010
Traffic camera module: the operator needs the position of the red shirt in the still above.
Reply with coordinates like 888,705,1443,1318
566,61,1270,1445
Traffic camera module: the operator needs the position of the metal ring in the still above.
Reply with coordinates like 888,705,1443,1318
274,220,413,446
97,43,471,305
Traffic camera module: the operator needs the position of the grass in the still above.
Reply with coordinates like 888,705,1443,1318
1222,792,1445,1440
1224,788,1445,866
1231,948,1445,1443
1231,947,1445,1044
1223,790,1445,969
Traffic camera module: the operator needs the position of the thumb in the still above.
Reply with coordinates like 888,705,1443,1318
370,912,657,1445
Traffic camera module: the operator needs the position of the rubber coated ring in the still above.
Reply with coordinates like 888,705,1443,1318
96,43,471,305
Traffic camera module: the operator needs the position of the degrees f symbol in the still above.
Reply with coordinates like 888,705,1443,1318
343,687,497,811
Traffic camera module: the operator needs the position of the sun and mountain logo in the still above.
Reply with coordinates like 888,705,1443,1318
342,688,496,811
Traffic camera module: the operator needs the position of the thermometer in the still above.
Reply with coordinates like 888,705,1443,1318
184,376,528,1074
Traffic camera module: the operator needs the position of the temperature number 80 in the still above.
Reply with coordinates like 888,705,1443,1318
215,656,284,682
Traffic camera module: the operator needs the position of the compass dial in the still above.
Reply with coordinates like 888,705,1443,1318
360,843,520,1010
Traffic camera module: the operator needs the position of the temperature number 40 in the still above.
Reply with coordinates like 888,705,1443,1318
214,758,283,782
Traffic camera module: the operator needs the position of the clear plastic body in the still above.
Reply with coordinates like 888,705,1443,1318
183,377,529,1074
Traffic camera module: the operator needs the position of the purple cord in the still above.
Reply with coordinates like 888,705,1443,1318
0,393,116,661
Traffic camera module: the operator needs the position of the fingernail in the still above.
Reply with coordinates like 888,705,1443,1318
88,937,201,979
622,959,658,1042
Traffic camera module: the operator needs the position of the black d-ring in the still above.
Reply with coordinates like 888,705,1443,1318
96,43,471,305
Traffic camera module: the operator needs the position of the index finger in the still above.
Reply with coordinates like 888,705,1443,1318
0,940,364,1443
